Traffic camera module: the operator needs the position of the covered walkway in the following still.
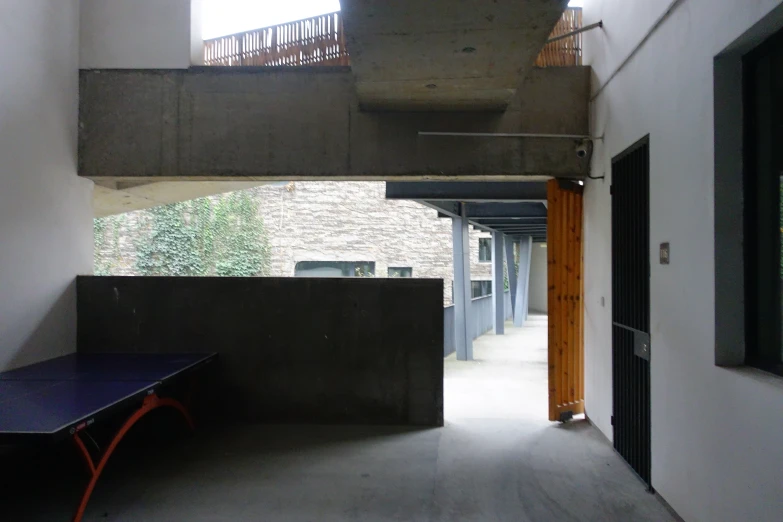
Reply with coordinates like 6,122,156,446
4,317,676,521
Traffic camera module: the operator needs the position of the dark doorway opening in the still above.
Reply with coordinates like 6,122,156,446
611,136,652,489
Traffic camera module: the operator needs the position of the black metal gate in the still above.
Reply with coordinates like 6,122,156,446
611,136,652,489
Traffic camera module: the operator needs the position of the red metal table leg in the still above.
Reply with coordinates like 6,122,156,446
70,394,194,522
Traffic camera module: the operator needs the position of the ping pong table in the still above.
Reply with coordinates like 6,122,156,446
0,352,216,522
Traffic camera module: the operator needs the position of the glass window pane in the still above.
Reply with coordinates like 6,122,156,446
388,267,412,278
479,238,491,262
295,261,375,277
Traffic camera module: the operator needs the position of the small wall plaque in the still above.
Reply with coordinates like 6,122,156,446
660,242,670,265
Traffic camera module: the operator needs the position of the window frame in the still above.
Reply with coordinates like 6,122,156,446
294,261,375,277
387,266,413,278
471,280,492,299
742,27,783,377
478,238,492,262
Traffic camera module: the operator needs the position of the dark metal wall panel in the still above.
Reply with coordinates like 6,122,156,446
611,137,652,487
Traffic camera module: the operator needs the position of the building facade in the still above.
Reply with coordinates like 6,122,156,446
258,182,492,302
94,181,494,304
5,2,783,520
582,1,783,521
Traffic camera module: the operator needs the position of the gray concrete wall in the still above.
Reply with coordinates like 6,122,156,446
79,66,591,181
341,0,567,110
528,243,548,313
76,276,444,426
0,0,94,371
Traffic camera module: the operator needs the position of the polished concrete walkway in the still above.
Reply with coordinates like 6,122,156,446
4,316,678,521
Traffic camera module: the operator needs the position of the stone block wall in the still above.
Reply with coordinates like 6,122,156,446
94,181,493,303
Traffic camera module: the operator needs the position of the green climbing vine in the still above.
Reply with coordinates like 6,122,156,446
93,214,126,276
93,190,271,277
134,190,270,277
211,190,271,276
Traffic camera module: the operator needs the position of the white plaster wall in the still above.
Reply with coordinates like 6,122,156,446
190,0,204,65
0,0,93,371
80,0,199,68
583,1,783,520
528,243,548,313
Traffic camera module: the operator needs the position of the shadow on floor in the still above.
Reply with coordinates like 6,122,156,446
1,318,676,521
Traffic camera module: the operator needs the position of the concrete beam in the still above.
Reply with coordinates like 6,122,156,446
340,0,569,110
491,231,505,335
515,236,533,327
79,66,591,181
452,206,473,361
386,182,548,201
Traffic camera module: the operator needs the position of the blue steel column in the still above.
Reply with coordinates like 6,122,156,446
452,205,473,360
505,237,518,318
514,235,533,327
491,231,505,335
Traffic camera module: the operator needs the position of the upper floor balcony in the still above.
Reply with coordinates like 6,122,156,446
203,8,583,69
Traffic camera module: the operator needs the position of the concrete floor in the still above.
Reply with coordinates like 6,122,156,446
3,315,678,521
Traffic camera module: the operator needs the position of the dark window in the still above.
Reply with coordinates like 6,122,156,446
388,267,412,278
471,280,492,298
744,27,783,376
479,238,491,262
294,261,375,277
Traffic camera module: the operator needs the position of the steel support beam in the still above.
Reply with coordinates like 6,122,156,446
506,237,518,318
420,200,461,218
386,182,548,202
452,206,473,361
471,217,548,224
464,202,548,219
492,231,505,335
515,236,533,327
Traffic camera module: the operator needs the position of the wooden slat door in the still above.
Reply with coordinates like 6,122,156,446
547,179,585,422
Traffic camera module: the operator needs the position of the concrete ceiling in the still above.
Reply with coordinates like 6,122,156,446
339,0,570,111
93,181,272,218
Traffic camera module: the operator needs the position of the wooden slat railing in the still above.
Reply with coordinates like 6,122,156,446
535,8,583,67
204,11,349,67
203,8,581,68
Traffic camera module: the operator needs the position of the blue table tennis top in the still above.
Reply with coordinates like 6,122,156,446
0,353,213,382
0,380,157,435
0,353,215,436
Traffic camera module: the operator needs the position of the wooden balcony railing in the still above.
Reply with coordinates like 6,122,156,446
204,11,349,66
203,8,582,68
535,8,583,67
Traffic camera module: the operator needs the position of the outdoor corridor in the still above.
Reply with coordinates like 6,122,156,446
6,316,677,521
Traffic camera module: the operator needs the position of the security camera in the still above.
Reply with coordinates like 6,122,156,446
576,139,592,159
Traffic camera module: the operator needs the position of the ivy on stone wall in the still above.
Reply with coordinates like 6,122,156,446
211,190,271,276
94,190,271,277
93,214,126,276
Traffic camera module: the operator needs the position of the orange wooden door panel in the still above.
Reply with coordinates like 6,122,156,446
547,179,585,422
